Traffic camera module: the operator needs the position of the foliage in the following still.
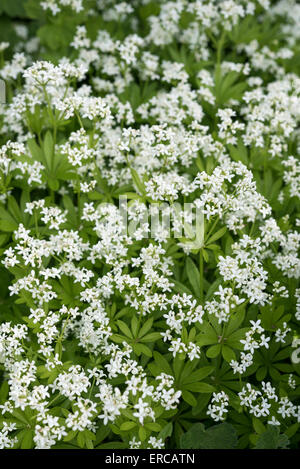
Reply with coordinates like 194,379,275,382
0,0,299,450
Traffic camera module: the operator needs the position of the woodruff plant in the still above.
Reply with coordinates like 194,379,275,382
0,0,299,450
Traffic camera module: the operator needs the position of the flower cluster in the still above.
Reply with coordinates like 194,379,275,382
0,0,299,451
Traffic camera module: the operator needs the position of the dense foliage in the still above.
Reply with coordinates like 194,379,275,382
0,0,300,450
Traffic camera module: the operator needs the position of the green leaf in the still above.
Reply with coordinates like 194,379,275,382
116,320,133,338
158,422,173,441
96,442,127,449
228,140,248,165
139,317,153,338
145,422,161,432
95,425,111,445
12,410,29,426
38,24,74,51
202,249,209,262
205,278,223,301
206,344,221,358
77,432,85,448
181,423,238,449
153,351,173,376
225,307,246,336
110,333,128,343
43,131,54,170
64,430,77,442
1,0,26,17
140,332,162,343
183,366,214,384
134,343,152,357
284,423,299,439
226,328,249,349
20,430,34,449
172,280,193,296
255,427,289,449
206,226,227,244
85,438,94,449
184,382,215,393
186,257,201,298
27,138,43,162
0,211,18,231
180,423,205,449
180,214,205,251
48,178,59,191
131,316,139,337
192,394,211,417
120,421,137,431
0,380,9,404
256,366,267,381
130,168,146,196
181,390,197,407
7,196,21,221
196,320,218,346
139,426,147,441
252,417,265,435
221,345,236,363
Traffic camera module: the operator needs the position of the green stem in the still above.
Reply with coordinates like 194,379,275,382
58,313,71,343
206,216,220,242
75,110,84,129
34,210,39,237
249,221,255,238
216,30,226,69
45,393,61,409
199,249,204,304
88,377,96,399
50,188,55,203
77,189,81,215
215,29,226,105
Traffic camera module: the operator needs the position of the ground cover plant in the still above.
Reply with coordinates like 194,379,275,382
0,0,299,450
